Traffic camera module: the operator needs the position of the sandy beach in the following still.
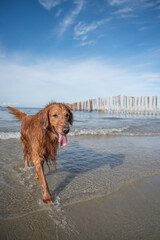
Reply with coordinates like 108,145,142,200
1,174,160,240
1,108,160,240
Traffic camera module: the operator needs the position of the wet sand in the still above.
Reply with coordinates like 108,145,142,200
1,174,160,240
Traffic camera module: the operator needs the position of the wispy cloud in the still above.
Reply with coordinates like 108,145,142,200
112,7,136,18
108,0,131,6
113,7,132,14
108,0,160,10
74,18,111,37
143,0,160,8
139,26,149,31
143,73,160,83
74,18,111,47
120,13,136,18
38,0,62,11
58,0,85,37
74,18,111,45
55,8,63,17
79,40,96,46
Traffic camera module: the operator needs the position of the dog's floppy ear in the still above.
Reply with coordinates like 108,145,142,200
38,108,49,129
65,105,73,125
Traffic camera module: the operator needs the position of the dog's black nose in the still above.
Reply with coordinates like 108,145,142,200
62,127,69,135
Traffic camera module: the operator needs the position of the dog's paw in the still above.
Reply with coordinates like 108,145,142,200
43,197,53,204
43,193,54,204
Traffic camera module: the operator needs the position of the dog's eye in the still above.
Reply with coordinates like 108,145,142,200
66,113,69,119
53,114,58,118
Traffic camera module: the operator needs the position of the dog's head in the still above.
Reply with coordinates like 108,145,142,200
38,103,73,146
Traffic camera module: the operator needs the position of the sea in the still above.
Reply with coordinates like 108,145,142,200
0,106,160,229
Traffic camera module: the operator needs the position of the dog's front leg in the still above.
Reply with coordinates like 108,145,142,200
33,159,52,203
50,155,57,172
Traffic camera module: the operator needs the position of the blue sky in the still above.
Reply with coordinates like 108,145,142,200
0,0,160,107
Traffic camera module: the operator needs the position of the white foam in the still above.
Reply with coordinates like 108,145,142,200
54,196,61,207
0,127,158,140
68,127,129,136
0,132,20,140
0,128,128,139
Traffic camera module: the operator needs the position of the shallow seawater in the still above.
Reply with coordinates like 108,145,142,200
0,106,160,230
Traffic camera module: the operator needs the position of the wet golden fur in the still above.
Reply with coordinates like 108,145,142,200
8,103,73,203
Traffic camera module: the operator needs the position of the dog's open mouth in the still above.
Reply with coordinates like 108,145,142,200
58,133,67,147
53,127,67,147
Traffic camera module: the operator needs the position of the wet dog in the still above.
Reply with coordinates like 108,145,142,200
8,103,73,203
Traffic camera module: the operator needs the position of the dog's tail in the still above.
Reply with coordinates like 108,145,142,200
7,106,27,121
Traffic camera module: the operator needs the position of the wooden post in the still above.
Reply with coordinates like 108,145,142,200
90,99,93,112
132,97,135,114
112,96,115,113
100,98,102,111
119,95,121,113
147,96,150,115
136,97,139,114
128,97,130,114
98,98,100,112
143,96,146,115
92,99,94,111
115,96,117,113
117,95,120,113
123,96,125,113
102,98,105,112
155,96,157,115
125,96,127,113
92,99,95,111
79,102,82,111
101,98,103,112
100,98,102,112
108,97,111,112
83,101,85,111
73,103,76,111
105,98,108,112
95,99,97,111
117,96,119,113
151,96,154,115
86,100,88,111
94,99,97,111
140,96,142,114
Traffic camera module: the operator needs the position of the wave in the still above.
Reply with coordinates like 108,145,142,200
69,127,129,136
0,132,20,140
69,128,160,137
0,127,159,140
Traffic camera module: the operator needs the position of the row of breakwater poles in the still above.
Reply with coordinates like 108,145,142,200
68,95,159,116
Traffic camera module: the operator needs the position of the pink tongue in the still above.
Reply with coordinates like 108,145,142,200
58,133,67,147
